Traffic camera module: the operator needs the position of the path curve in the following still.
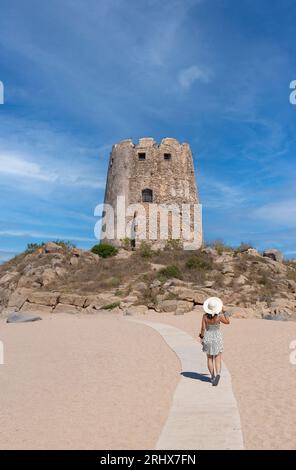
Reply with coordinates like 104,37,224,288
128,319,244,450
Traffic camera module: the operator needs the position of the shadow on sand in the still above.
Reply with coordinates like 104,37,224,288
181,371,212,383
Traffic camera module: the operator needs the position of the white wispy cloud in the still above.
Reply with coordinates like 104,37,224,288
0,153,57,182
0,151,105,189
179,65,211,90
252,200,296,227
199,174,246,209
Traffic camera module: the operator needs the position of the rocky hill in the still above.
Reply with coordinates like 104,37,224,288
1,241,296,321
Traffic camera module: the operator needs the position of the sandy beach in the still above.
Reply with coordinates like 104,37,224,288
0,313,179,450
1,310,296,450
143,310,296,450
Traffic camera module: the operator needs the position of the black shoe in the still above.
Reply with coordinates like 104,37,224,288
211,375,215,384
212,374,220,386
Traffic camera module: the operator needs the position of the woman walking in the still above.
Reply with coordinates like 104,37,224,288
199,297,230,386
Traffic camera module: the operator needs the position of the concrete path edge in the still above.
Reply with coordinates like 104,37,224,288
128,319,244,450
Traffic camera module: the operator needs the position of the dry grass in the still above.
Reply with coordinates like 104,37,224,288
134,248,213,285
48,255,151,294
1,244,293,311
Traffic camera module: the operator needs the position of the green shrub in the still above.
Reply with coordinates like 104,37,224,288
186,256,211,270
25,242,45,253
139,241,153,258
121,237,131,250
25,240,76,254
91,244,118,258
53,240,76,249
211,240,232,255
114,290,124,297
100,277,120,288
101,301,121,310
157,265,182,281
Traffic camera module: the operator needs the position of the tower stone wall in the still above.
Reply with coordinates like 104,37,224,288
102,137,201,249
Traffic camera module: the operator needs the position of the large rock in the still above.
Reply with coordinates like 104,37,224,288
44,242,63,253
1,306,18,317
222,264,235,275
156,294,166,303
20,302,53,315
8,288,31,309
115,249,132,260
163,278,187,288
55,267,67,277
51,255,65,268
224,306,259,319
263,249,283,263
106,306,122,315
260,257,287,274
40,268,56,286
125,305,148,316
269,299,296,316
149,280,161,289
223,275,234,286
59,293,86,307
28,291,60,306
17,275,42,289
82,252,100,263
215,253,234,263
287,279,296,293
122,295,139,305
7,312,42,323
70,257,79,266
84,293,120,309
234,275,248,286
150,263,167,272
0,272,19,286
167,286,207,304
133,282,147,292
262,313,289,321
53,303,82,314
84,295,102,308
176,301,194,314
158,299,193,313
246,248,260,256
71,247,83,257
202,247,217,257
204,280,215,288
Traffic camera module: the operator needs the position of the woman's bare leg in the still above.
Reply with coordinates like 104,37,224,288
214,353,222,375
207,355,215,379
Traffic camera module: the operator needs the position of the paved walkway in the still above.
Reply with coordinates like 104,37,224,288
129,319,244,450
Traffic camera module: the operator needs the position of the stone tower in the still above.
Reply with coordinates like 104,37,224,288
101,137,202,249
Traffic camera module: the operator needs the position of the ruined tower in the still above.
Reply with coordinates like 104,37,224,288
101,137,202,249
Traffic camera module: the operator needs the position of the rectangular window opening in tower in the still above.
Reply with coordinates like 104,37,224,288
164,153,171,160
138,152,146,161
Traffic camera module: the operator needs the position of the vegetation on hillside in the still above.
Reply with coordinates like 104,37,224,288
91,244,118,258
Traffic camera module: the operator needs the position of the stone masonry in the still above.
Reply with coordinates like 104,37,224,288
101,137,201,249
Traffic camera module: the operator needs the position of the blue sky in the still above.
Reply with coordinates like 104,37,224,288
1,0,296,262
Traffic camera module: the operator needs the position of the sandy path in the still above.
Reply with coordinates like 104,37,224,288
0,313,179,450
142,310,296,450
130,319,244,449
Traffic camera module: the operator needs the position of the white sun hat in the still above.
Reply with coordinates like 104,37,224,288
203,297,223,316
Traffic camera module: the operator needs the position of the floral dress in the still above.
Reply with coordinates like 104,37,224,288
202,320,224,356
